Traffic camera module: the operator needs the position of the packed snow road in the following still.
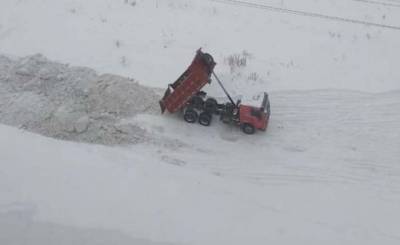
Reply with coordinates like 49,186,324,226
133,89,400,189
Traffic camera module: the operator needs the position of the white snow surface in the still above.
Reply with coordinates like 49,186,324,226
1,89,400,245
1,0,400,245
1,0,400,93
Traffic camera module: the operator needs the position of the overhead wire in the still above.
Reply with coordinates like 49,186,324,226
209,0,400,31
351,0,400,8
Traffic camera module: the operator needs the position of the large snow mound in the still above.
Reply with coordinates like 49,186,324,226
0,54,159,145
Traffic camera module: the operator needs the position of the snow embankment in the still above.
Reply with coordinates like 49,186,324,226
0,55,159,145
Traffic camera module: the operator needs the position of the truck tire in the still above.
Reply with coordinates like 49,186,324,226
184,109,198,123
198,112,212,126
241,123,255,134
204,98,218,114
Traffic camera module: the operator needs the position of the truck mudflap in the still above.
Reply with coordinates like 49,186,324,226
159,85,172,113
159,100,166,114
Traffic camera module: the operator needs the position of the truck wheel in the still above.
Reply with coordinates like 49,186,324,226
204,98,218,114
184,109,198,123
241,123,255,134
198,112,212,126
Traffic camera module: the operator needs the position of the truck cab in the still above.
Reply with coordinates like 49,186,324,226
160,49,271,134
239,93,270,134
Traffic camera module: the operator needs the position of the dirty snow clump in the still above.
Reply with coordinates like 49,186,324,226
0,54,159,145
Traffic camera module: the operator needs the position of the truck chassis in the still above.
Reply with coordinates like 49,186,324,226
160,49,270,134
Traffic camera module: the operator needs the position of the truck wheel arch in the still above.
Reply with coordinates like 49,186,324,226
241,123,255,134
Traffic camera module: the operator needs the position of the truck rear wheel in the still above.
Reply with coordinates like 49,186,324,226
204,98,218,114
241,123,255,134
198,112,212,126
184,109,198,123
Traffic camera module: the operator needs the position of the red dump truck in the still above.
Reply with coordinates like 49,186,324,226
160,49,270,134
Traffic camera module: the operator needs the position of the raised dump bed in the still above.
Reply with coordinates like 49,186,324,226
160,49,215,113
159,49,270,134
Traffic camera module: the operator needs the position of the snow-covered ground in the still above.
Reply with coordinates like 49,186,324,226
1,0,400,93
1,89,400,245
1,0,400,245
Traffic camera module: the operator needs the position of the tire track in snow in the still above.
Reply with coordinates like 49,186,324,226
180,90,400,192
352,0,400,8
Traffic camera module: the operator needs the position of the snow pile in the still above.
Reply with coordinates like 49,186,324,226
0,54,159,145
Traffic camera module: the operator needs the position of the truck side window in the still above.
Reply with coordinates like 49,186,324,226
251,108,261,118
